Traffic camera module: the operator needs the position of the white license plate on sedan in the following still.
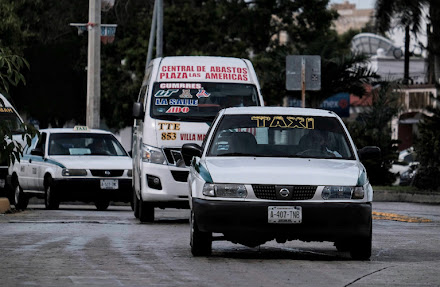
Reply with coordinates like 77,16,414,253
100,179,118,190
268,206,302,224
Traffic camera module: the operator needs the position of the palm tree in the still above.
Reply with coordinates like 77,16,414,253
375,0,429,84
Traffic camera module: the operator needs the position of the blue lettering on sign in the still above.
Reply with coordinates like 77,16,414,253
154,89,179,97
169,98,199,106
155,98,168,105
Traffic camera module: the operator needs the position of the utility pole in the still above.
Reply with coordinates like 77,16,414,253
87,0,101,129
145,0,163,70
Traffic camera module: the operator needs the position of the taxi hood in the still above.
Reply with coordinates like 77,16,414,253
203,157,362,186
49,156,131,169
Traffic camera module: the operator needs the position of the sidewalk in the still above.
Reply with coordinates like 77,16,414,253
373,189,440,204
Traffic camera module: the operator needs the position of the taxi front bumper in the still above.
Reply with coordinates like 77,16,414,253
192,198,371,242
52,178,132,203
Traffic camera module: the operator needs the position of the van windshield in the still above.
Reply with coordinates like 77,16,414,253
0,108,25,134
150,82,260,122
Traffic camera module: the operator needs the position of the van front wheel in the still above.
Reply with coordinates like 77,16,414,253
139,199,154,222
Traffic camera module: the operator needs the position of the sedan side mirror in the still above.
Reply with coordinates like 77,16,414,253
358,146,381,161
31,148,44,157
182,143,202,166
133,102,144,119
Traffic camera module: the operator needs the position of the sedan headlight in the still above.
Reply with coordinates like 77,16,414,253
321,186,364,200
203,183,247,198
62,169,87,176
142,144,166,164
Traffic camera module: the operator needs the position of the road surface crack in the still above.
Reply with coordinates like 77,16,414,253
344,266,392,286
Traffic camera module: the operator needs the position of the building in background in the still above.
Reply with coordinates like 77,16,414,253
331,1,374,35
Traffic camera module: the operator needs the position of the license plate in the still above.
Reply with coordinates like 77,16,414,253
0,179,5,188
268,206,302,224
100,179,118,190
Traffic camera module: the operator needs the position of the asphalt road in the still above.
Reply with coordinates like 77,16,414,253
0,201,439,287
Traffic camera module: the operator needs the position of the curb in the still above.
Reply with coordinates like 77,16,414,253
374,190,440,204
0,197,11,214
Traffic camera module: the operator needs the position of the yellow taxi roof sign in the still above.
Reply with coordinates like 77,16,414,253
73,126,89,131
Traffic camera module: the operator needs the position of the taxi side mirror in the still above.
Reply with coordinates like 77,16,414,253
358,146,381,161
182,143,202,166
31,148,44,157
133,102,144,119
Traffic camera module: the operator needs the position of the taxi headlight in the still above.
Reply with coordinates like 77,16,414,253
142,144,166,164
321,186,365,199
62,169,87,176
202,183,247,198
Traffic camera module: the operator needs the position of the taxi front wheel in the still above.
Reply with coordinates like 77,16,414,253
45,177,60,210
190,210,212,256
95,200,110,211
349,219,372,260
14,182,29,210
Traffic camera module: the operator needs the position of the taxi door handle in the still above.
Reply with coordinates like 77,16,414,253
29,159,32,163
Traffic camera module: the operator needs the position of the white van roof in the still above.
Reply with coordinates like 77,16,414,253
151,56,257,84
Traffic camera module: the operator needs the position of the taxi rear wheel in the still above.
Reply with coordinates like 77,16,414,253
95,200,110,211
190,210,212,256
14,182,29,210
45,178,60,210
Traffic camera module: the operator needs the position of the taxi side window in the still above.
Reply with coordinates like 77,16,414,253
24,135,39,155
35,132,47,155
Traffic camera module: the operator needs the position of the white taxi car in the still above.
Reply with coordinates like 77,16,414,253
7,127,132,210
182,107,380,260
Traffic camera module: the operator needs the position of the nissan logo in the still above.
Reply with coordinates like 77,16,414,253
279,188,290,197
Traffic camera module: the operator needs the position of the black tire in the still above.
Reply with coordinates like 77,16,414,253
45,178,60,210
190,210,212,256
14,181,29,210
350,219,372,260
335,240,351,252
139,198,154,222
133,190,140,219
95,200,110,211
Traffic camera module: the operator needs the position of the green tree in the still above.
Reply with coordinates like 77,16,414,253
346,81,401,186
375,0,429,83
0,48,38,166
413,103,440,190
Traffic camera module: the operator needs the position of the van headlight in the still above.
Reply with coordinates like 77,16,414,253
321,186,364,200
142,144,166,164
203,183,247,198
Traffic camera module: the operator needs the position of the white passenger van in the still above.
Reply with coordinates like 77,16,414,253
0,93,25,202
132,56,264,222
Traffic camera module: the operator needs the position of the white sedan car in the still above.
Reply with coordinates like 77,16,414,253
8,127,132,210
182,107,380,260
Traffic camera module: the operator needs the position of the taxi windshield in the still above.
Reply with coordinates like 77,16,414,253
208,114,354,159
150,82,260,122
48,133,128,156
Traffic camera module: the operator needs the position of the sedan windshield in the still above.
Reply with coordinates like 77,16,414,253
48,133,128,156
151,82,260,122
208,114,354,159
